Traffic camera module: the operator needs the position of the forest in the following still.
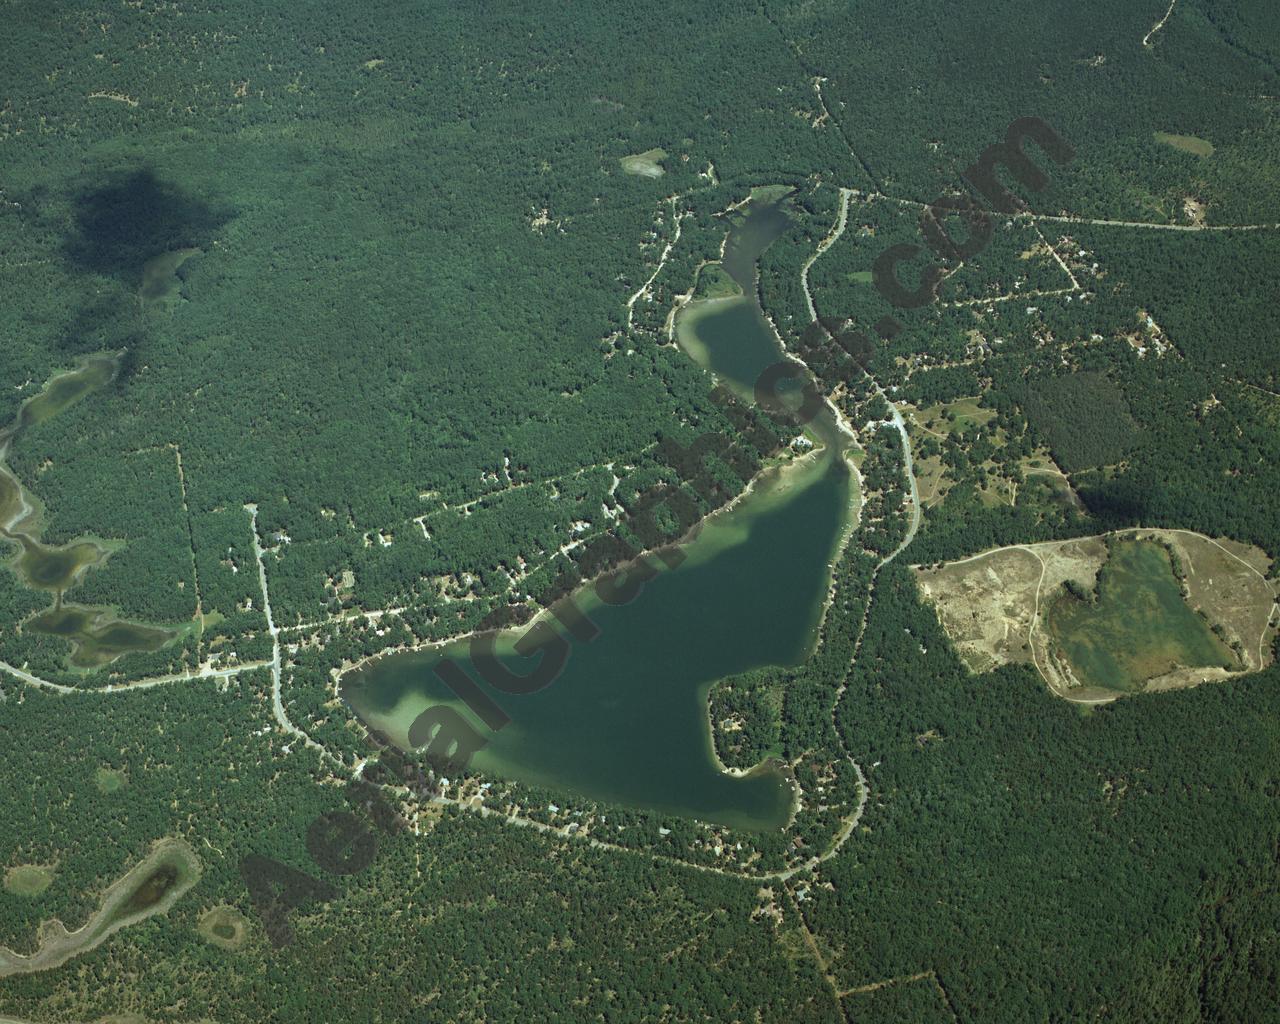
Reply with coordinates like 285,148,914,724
1,0,1278,1020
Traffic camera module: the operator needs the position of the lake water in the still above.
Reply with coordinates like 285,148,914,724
342,195,858,828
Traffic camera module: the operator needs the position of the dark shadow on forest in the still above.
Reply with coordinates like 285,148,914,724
63,168,233,282
1077,476,1158,525
57,295,148,356
57,169,232,386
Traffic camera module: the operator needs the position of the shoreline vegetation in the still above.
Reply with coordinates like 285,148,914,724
340,432,845,828
5,2,1280,1018
336,192,840,686
337,188,858,690
333,440,832,684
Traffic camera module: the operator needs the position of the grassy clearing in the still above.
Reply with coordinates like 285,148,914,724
746,184,795,204
620,147,667,177
1018,452,1083,510
94,767,128,794
1159,531,1278,673
903,396,1003,508
197,609,226,635
1154,131,1215,157
4,864,55,897
913,453,949,507
911,396,997,436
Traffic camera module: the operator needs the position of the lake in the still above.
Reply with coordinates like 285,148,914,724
342,194,859,829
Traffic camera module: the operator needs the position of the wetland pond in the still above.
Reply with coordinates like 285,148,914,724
1047,539,1237,693
1,354,178,668
0,839,200,979
343,194,859,829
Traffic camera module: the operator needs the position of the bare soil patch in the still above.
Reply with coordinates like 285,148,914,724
915,536,1107,677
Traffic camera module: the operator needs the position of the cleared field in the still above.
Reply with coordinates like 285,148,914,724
908,396,997,437
915,535,1108,681
1159,530,1278,674
619,147,667,177
1154,131,1215,157
913,452,949,507
4,864,55,897
914,530,1278,702
1019,451,1082,509
903,396,1004,508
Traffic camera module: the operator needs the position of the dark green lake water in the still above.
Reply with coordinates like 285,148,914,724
28,605,174,669
679,196,845,452
343,194,859,828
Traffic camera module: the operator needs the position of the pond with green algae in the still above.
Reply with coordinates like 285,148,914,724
1047,539,1238,693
